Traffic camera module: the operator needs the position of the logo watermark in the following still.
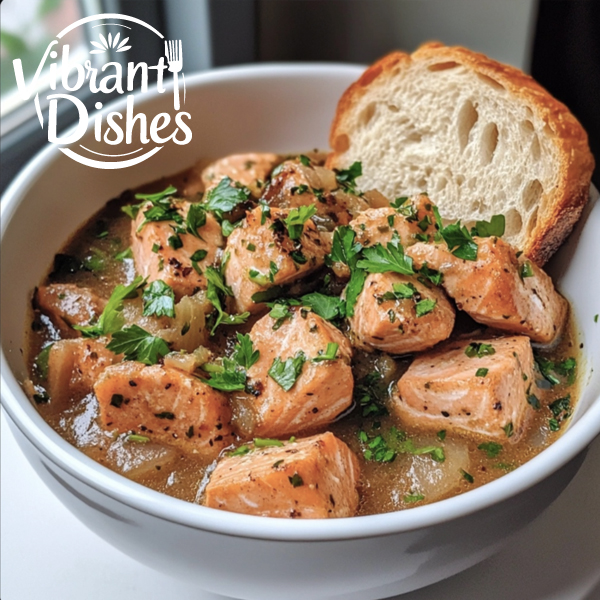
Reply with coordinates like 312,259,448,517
11,13,192,169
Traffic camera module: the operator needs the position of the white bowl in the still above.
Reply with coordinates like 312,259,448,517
1,64,599,600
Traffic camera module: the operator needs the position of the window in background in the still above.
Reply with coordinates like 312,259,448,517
0,0,91,133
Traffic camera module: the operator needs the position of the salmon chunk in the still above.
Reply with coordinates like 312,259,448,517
46,338,117,405
349,195,437,248
262,159,369,228
233,308,353,438
224,206,330,314
204,432,360,518
406,237,568,344
201,153,280,198
36,284,106,337
94,362,233,458
392,336,537,442
131,200,224,299
348,272,455,354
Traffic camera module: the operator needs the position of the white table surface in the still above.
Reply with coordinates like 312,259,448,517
2,410,599,600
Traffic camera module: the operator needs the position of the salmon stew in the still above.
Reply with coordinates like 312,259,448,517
24,152,582,519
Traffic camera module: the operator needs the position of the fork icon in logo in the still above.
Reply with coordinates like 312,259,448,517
165,40,183,110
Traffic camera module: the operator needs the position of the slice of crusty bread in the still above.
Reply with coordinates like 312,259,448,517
327,42,595,265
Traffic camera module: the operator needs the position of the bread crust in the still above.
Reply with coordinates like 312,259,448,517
328,43,595,265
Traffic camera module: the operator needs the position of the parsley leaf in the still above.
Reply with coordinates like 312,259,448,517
432,205,478,261
205,177,250,214
300,292,345,321
106,324,170,365
334,161,362,195
345,268,368,318
476,367,489,377
329,226,363,268
114,247,133,261
185,203,207,237
268,351,306,391
73,276,145,338
283,204,317,240
142,280,175,318
415,298,437,317
205,261,250,335
471,215,505,238
357,240,415,275
519,260,534,279
477,442,503,458
418,263,443,286
288,472,304,487
231,333,260,370
204,365,247,391
312,342,339,363
404,493,425,503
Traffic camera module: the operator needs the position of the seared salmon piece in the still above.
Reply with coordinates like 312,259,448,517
36,284,106,337
392,336,537,442
204,432,360,518
262,159,369,228
131,200,224,299
46,338,117,405
201,153,280,198
224,206,330,314
233,308,353,438
94,362,233,458
406,237,568,344
348,272,455,354
350,194,437,248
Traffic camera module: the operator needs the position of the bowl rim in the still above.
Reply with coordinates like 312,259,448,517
2,62,600,542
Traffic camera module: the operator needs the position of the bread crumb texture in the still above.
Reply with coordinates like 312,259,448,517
328,42,595,265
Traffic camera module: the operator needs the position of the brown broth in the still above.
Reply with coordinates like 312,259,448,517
24,162,582,516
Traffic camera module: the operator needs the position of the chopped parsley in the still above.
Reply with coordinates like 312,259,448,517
127,434,150,443
415,298,437,317
527,393,541,410
334,161,362,195
299,154,311,166
142,280,175,318
470,214,506,238
519,260,534,279
300,292,345,321
382,281,418,301
114,247,133,261
254,438,284,448
288,472,304,487
477,442,502,458
185,203,207,237
204,176,251,215
190,249,207,275
465,342,496,358
356,239,415,276
106,324,170,365
437,430,446,441
167,234,183,250
460,469,474,483
502,422,514,438
205,258,250,335
268,351,306,391
404,493,425,504
73,276,145,338
476,367,489,377
312,342,339,363
358,427,445,463
231,333,260,370
548,394,571,431
535,355,577,386
34,343,53,379
204,333,259,391
283,204,317,240
417,263,444,286
230,445,251,456
432,205,478,260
